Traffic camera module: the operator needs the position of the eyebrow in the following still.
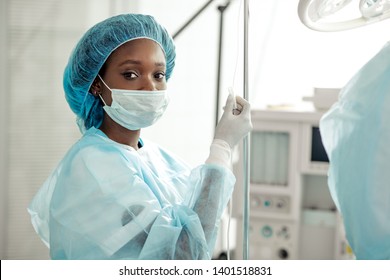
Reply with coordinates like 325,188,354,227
119,59,166,67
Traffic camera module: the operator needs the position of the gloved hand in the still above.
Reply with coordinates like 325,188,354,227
205,94,252,169
214,94,252,149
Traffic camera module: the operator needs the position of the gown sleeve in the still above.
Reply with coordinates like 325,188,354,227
29,137,235,260
319,41,390,260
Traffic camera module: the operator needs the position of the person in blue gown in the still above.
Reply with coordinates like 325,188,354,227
28,13,252,260
320,42,390,259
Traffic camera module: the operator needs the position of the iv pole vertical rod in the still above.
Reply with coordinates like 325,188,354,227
242,0,250,260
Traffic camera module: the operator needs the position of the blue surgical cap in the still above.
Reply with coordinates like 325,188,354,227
63,14,176,132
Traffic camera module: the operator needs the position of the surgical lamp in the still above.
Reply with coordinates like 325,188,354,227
298,0,390,31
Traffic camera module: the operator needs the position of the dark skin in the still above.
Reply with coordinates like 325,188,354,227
89,39,167,150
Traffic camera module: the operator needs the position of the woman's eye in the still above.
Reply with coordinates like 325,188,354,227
155,72,166,80
123,72,138,79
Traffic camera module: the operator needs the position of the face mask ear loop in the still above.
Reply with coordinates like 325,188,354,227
99,94,107,106
97,74,111,107
97,74,112,91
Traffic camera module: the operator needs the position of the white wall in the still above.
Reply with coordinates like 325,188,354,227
247,0,390,107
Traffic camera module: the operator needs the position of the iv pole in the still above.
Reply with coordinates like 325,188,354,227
242,0,250,260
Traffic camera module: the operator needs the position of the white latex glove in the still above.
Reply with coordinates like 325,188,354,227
214,94,252,149
206,94,252,169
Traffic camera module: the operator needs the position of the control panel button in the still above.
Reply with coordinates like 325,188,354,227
263,199,272,208
261,225,273,238
278,248,289,259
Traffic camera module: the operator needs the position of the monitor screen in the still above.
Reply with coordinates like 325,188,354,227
311,127,329,163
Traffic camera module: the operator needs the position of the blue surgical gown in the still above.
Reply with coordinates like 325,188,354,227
28,127,235,259
320,42,390,259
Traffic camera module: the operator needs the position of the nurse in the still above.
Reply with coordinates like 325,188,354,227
28,14,252,259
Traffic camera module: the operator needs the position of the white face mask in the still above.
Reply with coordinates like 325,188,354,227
98,75,169,131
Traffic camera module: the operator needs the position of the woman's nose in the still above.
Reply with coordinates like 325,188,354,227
139,77,157,91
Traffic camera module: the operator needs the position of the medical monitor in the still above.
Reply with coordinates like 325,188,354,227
310,127,329,163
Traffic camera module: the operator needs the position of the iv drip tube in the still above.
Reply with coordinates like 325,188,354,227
242,0,250,260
